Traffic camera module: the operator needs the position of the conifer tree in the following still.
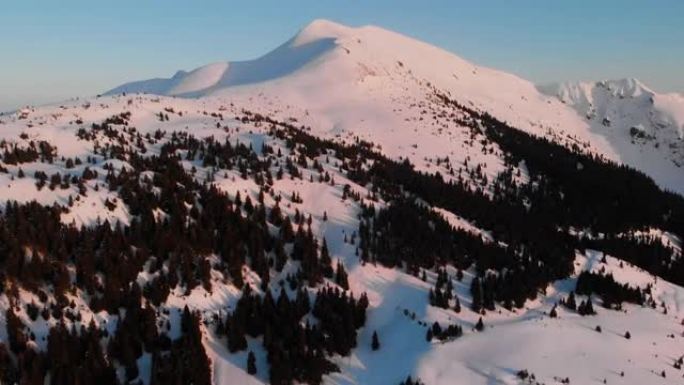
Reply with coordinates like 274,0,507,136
247,351,257,375
549,304,558,318
475,317,484,332
371,331,380,351
471,277,483,312
320,239,334,278
586,296,595,315
453,296,461,313
335,261,349,290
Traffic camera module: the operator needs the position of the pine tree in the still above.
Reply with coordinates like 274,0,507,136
549,304,558,318
431,322,442,338
5,308,27,354
320,239,333,278
227,316,247,352
586,296,595,315
470,277,483,312
335,261,349,290
475,317,484,332
247,351,257,375
371,331,380,351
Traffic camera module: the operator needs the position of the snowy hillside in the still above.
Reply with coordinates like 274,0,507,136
540,79,684,191
108,19,684,195
0,19,683,385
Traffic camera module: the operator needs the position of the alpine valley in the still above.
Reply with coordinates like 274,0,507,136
1,20,684,385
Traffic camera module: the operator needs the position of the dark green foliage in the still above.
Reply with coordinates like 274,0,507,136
5,308,27,354
580,235,682,286
430,321,463,341
150,307,211,385
222,285,367,385
0,125,354,384
575,270,644,308
362,199,551,310
577,296,596,316
335,261,350,290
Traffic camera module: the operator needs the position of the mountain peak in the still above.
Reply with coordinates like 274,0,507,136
597,77,653,97
293,19,355,47
539,77,655,104
300,19,352,35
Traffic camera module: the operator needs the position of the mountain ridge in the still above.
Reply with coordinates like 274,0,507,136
105,19,684,195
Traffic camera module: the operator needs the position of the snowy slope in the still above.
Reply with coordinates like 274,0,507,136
1,19,684,385
0,91,682,385
540,79,684,192
106,19,684,194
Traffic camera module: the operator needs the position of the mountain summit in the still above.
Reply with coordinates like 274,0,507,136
105,19,352,97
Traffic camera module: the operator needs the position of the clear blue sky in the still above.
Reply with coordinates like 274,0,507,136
1,0,682,111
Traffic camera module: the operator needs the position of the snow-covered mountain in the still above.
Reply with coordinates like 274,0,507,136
541,78,684,142
540,78,684,189
108,19,684,195
0,19,683,385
